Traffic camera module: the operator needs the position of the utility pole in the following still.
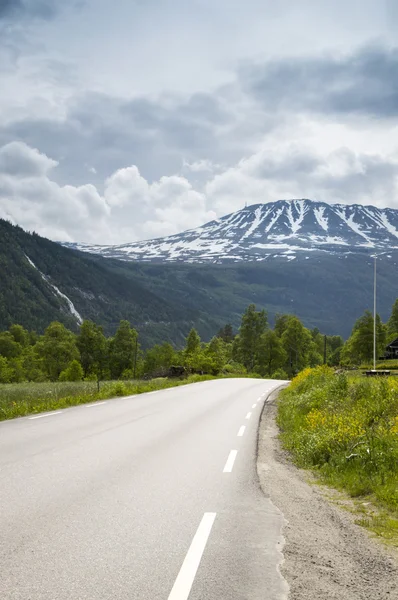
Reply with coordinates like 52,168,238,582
373,256,377,371
323,334,327,365
133,335,138,380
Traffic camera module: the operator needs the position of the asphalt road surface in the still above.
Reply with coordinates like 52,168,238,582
0,378,288,600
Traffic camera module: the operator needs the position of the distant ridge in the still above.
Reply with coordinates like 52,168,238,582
62,199,398,263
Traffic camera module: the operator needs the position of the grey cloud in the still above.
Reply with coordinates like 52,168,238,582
0,0,18,18
0,141,56,176
240,45,398,118
0,0,58,20
315,151,398,199
250,151,322,180
0,89,267,186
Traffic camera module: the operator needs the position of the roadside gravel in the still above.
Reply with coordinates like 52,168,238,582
257,389,398,600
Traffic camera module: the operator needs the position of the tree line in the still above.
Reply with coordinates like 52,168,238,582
0,299,397,384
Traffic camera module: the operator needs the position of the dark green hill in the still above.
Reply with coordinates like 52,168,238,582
0,219,214,345
1,218,397,343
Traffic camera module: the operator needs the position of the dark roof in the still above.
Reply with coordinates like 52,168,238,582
386,337,398,349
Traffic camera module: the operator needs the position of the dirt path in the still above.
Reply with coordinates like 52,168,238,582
257,389,398,600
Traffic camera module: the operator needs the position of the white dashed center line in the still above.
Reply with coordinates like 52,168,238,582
237,425,246,437
245,412,252,420
28,411,63,420
223,450,238,473
252,404,256,409
167,512,216,600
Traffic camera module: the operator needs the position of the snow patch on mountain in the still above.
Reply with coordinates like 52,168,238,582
62,199,398,264
314,206,328,231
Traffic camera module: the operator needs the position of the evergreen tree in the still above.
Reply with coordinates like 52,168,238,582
217,324,235,343
237,304,268,371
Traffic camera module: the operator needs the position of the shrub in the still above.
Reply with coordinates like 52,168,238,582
278,366,398,513
59,360,84,382
271,368,289,380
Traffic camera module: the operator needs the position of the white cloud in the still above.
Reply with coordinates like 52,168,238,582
1,140,398,246
182,159,217,173
206,141,398,214
0,142,215,243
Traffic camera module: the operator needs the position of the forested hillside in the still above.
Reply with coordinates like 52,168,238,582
1,218,398,343
0,219,215,345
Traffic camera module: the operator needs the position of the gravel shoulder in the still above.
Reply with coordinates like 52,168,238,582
257,388,398,600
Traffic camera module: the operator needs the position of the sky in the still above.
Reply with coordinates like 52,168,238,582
0,0,398,244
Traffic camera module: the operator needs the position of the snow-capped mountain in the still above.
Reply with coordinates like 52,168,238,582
63,199,398,263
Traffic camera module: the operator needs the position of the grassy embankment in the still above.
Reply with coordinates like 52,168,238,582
0,375,221,421
277,366,398,546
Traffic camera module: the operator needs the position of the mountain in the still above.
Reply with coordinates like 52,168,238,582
0,219,221,346
2,212,398,341
62,199,398,263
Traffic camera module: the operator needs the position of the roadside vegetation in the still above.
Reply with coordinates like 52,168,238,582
0,303,344,420
0,375,219,420
277,366,398,545
1,296,398,420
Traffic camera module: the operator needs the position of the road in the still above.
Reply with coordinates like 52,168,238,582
0,378,288,600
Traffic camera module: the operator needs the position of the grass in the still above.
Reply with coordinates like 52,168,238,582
0,375,220,420
360,359,398,370
277,366,398,546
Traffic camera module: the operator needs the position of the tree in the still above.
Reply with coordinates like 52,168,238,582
341,310,386,365
206,336,227,374
77,320,107,379
281,316,316,375
0,356,13,383
185,328,201,355
9,324,30,347
22,346,45,382
36,321,80,381
387,299,398,338
274,314,291,338
143,343,176,376
256,330,287,377
217,324,235,343
108,320,139,379
59,360,84,382
236,304,268,371
0,331,22,359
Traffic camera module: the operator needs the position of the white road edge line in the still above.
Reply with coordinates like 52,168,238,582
28,411,63,420
245,412,252,420
223,449,238,473
167,512,217,600
237,426,246,437
85,401,107,408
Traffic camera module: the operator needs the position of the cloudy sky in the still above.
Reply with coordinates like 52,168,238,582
0,0,398,243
